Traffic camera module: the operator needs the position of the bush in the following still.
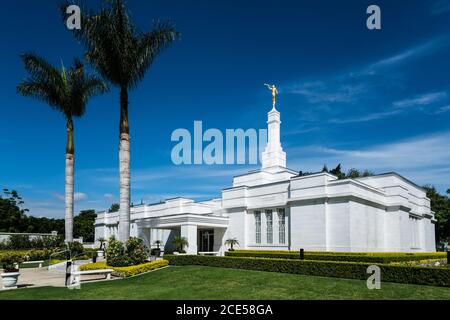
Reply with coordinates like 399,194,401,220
67,241,85,258
8,235,32,249
106,237,149,267
0,252,24,271
26,249,55,261
125,238,148,265
225,250,447,263
79,260,169,277
165,255,450,288
106,237,130,267
0,249,56,263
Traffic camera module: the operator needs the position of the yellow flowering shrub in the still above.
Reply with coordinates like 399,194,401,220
79,262,108,271
79,259,169,277
113,260,169,277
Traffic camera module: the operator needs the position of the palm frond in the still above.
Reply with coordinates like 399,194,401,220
130,21,180,89
62,0,179,90
17,53,107,119
17,53,66,111
67,59,109,117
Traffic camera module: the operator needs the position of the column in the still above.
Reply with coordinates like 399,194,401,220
181,225,198,254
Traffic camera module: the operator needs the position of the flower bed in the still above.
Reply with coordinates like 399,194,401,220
79,259,169,277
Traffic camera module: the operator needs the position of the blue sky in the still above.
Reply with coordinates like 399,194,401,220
0,0,449,218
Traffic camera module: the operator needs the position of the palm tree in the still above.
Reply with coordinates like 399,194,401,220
225,238,240,251
62,0,180,242
172,236,189,253
17,54,107,242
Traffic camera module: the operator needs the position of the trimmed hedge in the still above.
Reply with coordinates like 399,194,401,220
79,259,169,277
225,250,447,263
0,249,56,262
165,254,450,287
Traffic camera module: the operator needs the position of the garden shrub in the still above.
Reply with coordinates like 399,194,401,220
165,254,450,287
79,260,169,277
0,252,24,270
106,237,130,267
8,235,32,249
0,249,56,262
125,237,148,265
67,241,85,258
225,250,447,263
0,235,65,250
113,260,169,277
26,249,55,261
106,237,149,267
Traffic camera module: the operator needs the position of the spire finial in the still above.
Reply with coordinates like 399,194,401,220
264,83,278,110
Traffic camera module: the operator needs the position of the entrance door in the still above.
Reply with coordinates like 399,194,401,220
199,229,214,252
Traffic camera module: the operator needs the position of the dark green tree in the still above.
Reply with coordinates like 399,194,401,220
330,164,345,179
108,203,120,213
0,189,29,233
74,210,97,242
424,185,450,242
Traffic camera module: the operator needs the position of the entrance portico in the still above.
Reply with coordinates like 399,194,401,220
136,213,229,254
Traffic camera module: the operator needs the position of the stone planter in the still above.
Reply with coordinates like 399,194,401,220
97,250,104,258
1,272,20,289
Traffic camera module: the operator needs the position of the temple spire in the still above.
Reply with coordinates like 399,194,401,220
261,96,286,172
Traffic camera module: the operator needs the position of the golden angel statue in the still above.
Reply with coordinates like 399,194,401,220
264,83,278,108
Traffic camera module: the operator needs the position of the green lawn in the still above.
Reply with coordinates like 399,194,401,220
1,266,450,300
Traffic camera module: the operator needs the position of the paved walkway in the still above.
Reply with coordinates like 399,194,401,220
2,260,110,290
15,267,66,288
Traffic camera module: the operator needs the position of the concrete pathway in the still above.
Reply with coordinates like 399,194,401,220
2,260,109,290
15,267,66,289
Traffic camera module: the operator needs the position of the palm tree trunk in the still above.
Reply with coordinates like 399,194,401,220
65,118,74,243
119,86,131,242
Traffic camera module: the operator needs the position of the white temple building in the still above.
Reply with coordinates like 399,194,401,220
94,104,436,254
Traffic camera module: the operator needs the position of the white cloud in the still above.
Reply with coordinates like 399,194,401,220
328,110,402,124
393,92,447,108
435,105,450,114
104,193,115,201
285,38,447,124
288,131,450,190
54,192,88,202
289,81,367,104
366,39,443,72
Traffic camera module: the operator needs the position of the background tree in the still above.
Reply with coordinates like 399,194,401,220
424,185,450,242
0,189,29,233
0,189,96,244
225,238,239,251
172,236,188,252
62,0,180,241
108,203,120,213
74,209,97,242
17,54,107,242
330,164,345,179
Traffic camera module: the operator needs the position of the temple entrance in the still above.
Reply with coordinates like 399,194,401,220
199,229,214,252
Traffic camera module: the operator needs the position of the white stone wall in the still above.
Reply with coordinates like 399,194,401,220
290,199,327,251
